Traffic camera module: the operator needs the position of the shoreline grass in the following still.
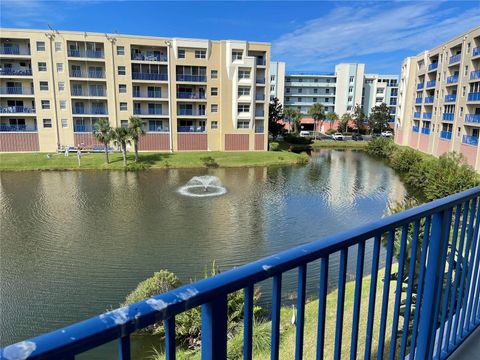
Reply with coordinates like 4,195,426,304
311,140,368,149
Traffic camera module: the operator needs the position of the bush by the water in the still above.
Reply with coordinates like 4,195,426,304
283,133,313,145
390,147,424,173
269,142,280,151
365,137,396,158
200,156,219,168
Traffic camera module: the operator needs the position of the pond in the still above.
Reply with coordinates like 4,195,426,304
0,149,411,357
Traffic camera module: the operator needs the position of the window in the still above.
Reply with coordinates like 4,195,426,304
117,46,125,55
195,50,206,59
36,41,45,51
120,102,128,111
376,88,384,94
119,84,127,93
462,86,466,97
297,97,301,102
238,104,250,113
41,100,50,109
237,121,250,129
270,85,275,91
286,88,290,93
60,100,66,109
298,88,302,93
271,75,275,81
238,87,250,96
43,119,52,128
118,66,126,75
121,120,128,127
53,41,62,51
232,50,243,61
58,82,64,91
313,89,318,94
464,65,468,76
38,62,47,71
286,97,290,102
211,121,218,129
40,81,49,91
460,107,464,117
211,87,218,96
61,119,68,128
313,98,317,102
56,63,63,72
211,70,218,79
211,104,218,112
326,89,330,94
178,49,185,58
238,70,250,80
349,76,354,83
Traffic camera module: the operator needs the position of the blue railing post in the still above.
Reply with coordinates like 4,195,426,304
416,211,448,358
201,295,228,360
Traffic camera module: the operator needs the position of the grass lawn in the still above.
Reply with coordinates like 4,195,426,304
0,151,307,171
311,140,368,149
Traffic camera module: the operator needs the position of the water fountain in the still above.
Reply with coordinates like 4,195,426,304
177,176,227,197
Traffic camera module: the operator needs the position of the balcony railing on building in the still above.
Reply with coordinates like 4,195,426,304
177,125,206,133
442,113,454,121
467,92,480,102
445,94,457,103
71,88,106,97
0,46,31,55
255,110,265,117
449,54,461,64
133,108,164,115
255,93,265,101
439,130,452,140
72,107,107,115
0,106,35,114
428,62,438,71
424,96,434,104
256,57,266,66
132,72,168,81
447,75,459,84
148,124,169,132
176,74,207,82
0,86,34,95
423,112,432,119
470,70,480,81
131,53,167,62
70,70,105,79
74,124,94,132
473,47,480,57
415,97,422,104
465,114,480,124
177,92,206,99
421,127,430,135
413,111,421,118
255,124,264,133
133,90,163,98
412,125,419,132
177,109,206,116
0,68,33,76
68,49,104,59
462,135,479,146
416,82,424,90
256,77,266,84
0,123,37,132
426,80,436,88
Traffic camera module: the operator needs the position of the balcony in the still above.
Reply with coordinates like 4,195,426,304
133,90,164,99
445,94,457,103
424,96,434,104
0,106,35,114
415,97,423,104
0,68,32,76
416,82,424,90
449,54,461,64
132,72,168,81
177,92,206,100
0,46,31,55
439,130,452,140
256,57,266,66
473,47,480,57
255,110,265,117
470,70,480,81
447,75,458,84
423,112,432,119
0,123,37,132
74,124,94,132
467,92,480,102
177,125,206,133
465,114,480,124
462,135,479,146
412,125,419,132
428,62,438,71
177,109,206,116
148,124,169,132
70,70,105,79
426,80,436,88
71,88,106,97
256,77,266,84
4,187,479,360
133,108,164,116
0,87,34,95
413,111,421,118
176,74,207,82
421,127,430,135
72,107,107,115
255,93,265,101
68,49,104,59
442,113,454,121
255,124,264,133
131,53,167,62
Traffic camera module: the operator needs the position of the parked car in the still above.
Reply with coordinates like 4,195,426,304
299,131,311,138
352,133,364,141
332,133,344,141
381,131,393,137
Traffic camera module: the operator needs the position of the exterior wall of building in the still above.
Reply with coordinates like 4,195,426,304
269,61,285,104
0,28,270,152
395,26,480,171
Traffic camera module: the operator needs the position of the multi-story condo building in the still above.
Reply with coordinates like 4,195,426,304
395,26,480,171
269,61,285,103
0,28,270,152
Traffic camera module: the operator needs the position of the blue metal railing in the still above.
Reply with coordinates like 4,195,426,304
177,125,206,133
131,53,167,62
415,97,423,104
256,77,266,84
148,125,169,132
0,123,37,132
423,112,432,119
74,125,94,132
473,47,480,57
70,70,105,79
440,131,452,140
133,90,163,98
447,75,459,84
412,125,419,133
0,68,32,76
424,96,434,104
445,94,457,103
428,62,438,71
256,57,266,66
1,187,479,360
413,112,421,119
417,83,424,90
177,92,206,99
468,92,480,102
426,80,436,88
0,106,35,113
462,135,479,146
72,108,107,115
176,74,207,82
177,109,206,116
133,109,164,115
71,88,106,97
0,46,31,55
465,114,480,124
470,71,480,81
68,49,104,59
132,72,168,81
421,127,431,135
442,113,454,121
449,54,461,64
0,86,34,95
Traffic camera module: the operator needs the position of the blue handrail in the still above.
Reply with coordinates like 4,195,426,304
0,68,32,76
0,86,34,95
1,187,479,360
132,72,168,81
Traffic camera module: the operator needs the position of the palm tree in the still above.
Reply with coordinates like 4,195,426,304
326,111,339,130
92,118,112,164
128,116,146,162
111,126,131,166
307,103,325,140
283,107,303,134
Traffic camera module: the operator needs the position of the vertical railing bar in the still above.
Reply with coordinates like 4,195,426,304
295,264,307,360
409,215,432,360
389,224,409,360
271,274,282,360
364,235,381,360
164,317,176,360
316,256,329,360
350,240,365,360
118,335,131,360
399,220,420,360
377,230,395,360
244,285,254,360
334,248,348,360
472,197,480,325
201,294,228,360
465,197,480,331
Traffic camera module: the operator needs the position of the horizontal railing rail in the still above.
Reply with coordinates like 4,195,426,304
0,123,37,132
71,88,106,97
131,53,167,62
465,114,480,124
2,187,479,360
421,127,431,135
0,106,35,113
473,47,480,57
133,90,163,98
442,113,454,121
0,86,34,95
470,70,480,81
176,92,206,99
68,49,104,59
445,94,457,102
428,62,438,71
468,92,480,102
424,96,435,104
414,112,421,118
462,135,479,146
70,70,105,79
426,80,436,88
0,68,33,76
176,74,207,82
423,112,433,119
72,108,107,115
132,72,168,81
417,83,424,90
440,130,452,140
133,109,164,115
447,75,459,84
412,125,419,132
0,46,31,55
449,54,461,64
177,125,206,133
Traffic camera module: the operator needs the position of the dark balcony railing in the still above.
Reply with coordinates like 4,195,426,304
177,92,206,99
177,125,206,133
439,130,452,140
256,58,266,66
465,114,480,124
470,70,480,81
70,70,105,79
176,74,207,82
148,125,169,132
428,62,438,71
449,54,461,64
177,109,206,116
132,72,168,81
424,96,434,104
133,108,164,115
0,86,34,95
423,112,432,119
445,94,457,102
447,75,459,84
133,90,163,98
462,135,479,146
131,53,167,62
68,49,104,59
0,68,32,76
421,127,431,135
467,92,480,102
0,123,37,132
413,112,421,118
426,80,436,88
412,125,419,132
255,94,265,101
473,47,480,57
255,125,264,133
256,77,266,84
0,46,31,55
72,108,107,115
415,97,422,104
442,113,454,121
74,124,94,132
416,82,424,90
3,187,479,360
0,106,35,113
255,111,264,117
71,88,106,97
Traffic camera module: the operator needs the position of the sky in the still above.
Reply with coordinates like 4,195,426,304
1,0,479,74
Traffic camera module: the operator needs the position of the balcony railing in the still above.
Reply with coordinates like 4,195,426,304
71,88,106,97
428,62,438,71
3,187,479,360
177,125,206,133
465,114,480,124
256,77,266,84
0,86,34,95
132,73,168,81
415,97,422,104
473,47,480,57
0,68,32,76
424,96,434,104
177,92,206,99
462,135,479,146
0,106,35,113
442,113,454,121
0,46,31,55
72,108,107,115
148,125,169,132
176,74,207,82
470,70,480,81
133,90,163,99
449,54,461,64
177,109,206,116
426,80,436,88
70,70,105,79
447,75,459,84
131,53,167,62
68,49,104,59
255,125,264,133
0,123,37,132
133,109,164,115
74,125,94,132
256,57,266,66
467,92,480,102
412,125,419,132
439,131,452,140
445,94,457,102
423,112,432,119
421,127,431,135
413,112,421,118
416,82,424,90
255,110,265,117
255,94,265,101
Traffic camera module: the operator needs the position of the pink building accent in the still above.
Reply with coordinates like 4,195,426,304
436,139,451,156
225,134,249,151
395,129,404,144
0,132,39,152
418,134,429,152
138,133,170,151
74,133,102,147
460,144,478,168
254,134,265,150
409,133,419,148
177,134,208,151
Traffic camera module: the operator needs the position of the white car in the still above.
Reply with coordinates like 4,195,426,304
332,133,344,141
381,131,393,137
299,131,311,138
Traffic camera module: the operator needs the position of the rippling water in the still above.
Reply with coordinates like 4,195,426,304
0,149,409,356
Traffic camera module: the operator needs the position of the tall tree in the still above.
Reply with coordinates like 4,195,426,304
369,103,391,134
128,116,146,162
268,97,285,140
339,113,352,133
283,107,303,134
326,111,339,130
111,126,131,166
92,118,112,164
352,104,366,134
307,103,326,139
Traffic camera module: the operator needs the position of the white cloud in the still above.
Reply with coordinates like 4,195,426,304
272,2,480,70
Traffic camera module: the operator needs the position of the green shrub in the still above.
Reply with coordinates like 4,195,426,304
365,138,396,158
390,147,423,173
126,162,150,171
283,133,313,145
403,157,433,194
124,270,181,305
269,142,280,151
297,152,310,165
326,128,336,135
200,156,219,168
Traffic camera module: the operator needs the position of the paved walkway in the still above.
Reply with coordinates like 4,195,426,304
448,325,480,360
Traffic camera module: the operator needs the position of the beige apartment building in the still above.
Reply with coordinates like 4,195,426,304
0,28,270,152
395,26,480,171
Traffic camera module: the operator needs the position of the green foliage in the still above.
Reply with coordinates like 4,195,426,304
124,270,182,305
338,113,352,133
390,147,423,173
111,126,131,166
227,320,271,359
200,156,219,168
307,103,326,137
128,116,147,162
283,107,303,134
326,128,336,135
92,118,112,164
268,97,285,140
283,133,313,145
297,152,310,165
269,142,280,151
352,104,366,134
326,111,339,126
365,137,396,158
368,103,391,133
